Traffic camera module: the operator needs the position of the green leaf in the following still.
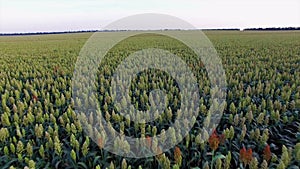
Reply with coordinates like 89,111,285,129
212,154,226,162
93,156,101,166
78,162,88,169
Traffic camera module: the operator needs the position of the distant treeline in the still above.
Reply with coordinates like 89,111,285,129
202,28,240,31
0,30,99,36
244,27,300,31
1,27,299,36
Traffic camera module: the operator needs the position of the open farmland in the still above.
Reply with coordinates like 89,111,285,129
0,31,299,169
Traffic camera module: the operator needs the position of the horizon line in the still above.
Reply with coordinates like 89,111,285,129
1,27,300,36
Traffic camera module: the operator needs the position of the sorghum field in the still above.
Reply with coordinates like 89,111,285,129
0,31,299,169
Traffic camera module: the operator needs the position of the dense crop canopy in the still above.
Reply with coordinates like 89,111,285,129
0,31,299,168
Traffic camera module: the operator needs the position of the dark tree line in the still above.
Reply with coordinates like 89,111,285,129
244,27,300,31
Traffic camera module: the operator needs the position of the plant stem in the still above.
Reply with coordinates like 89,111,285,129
211,150,214,169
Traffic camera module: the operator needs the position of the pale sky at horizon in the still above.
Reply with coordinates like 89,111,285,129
0,0,299,33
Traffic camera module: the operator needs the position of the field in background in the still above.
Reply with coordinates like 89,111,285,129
0,31,299,169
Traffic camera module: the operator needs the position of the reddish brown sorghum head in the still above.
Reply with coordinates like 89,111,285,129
240,147,247,163
32,95,38,101
245,148,253,164
208,130,220,151
240,146,253,165
174,146,181,162
146,136,152,148
98,137,103,149
174,146,182,166
54,66,59,73
155,146,163,160
263,144,271,162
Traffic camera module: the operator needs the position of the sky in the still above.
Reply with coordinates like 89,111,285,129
0,0,299,33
